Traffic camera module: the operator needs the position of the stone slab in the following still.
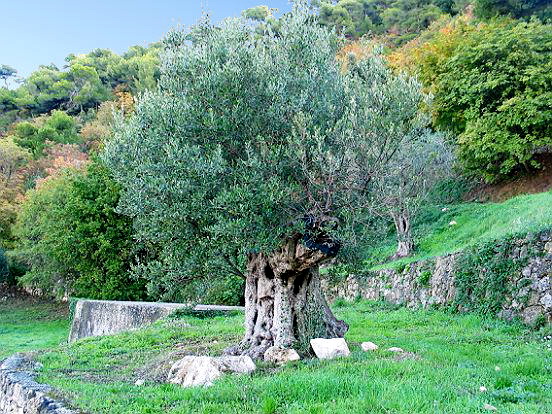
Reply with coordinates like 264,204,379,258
69,299,243,342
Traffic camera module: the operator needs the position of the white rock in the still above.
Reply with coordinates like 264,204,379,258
310,338,350,360
479,386,487,392
483,403,497,411
441,207,449,212
494,366,501,372
449,220,457,226
168,356,221,388
264,346,301,364
134,379,145,386
217,355,257,374
167,355,256,388
387,347,404,353
540,293,552,309
360,342,379,351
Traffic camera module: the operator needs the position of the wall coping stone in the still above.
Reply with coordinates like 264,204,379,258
69,299,244,342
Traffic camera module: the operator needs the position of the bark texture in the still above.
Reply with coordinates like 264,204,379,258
393,212,413,258
226,237,348,359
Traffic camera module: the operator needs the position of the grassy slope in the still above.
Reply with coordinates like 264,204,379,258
0,298,69,360
364,190,552,270
37,301,552,414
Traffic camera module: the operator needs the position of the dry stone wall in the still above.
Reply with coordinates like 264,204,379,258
0,354,74,414
323,232,552,325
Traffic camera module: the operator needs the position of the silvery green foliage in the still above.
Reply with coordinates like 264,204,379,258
103,2,429,301
372,129,454,217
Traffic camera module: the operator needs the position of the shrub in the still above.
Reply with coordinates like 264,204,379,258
391,17,552,182
436,20,552,181
14,161,146,300
0,247,8,283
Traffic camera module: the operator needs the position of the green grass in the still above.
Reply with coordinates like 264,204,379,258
36,301,552,414
366,190,552,270
0,297,70,360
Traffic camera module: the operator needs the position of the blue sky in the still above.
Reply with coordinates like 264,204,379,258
1,1,292,79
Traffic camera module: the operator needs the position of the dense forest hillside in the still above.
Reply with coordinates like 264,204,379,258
0,1,550,307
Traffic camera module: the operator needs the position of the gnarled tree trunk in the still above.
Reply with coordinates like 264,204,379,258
226,236,348,360
392,212,413,258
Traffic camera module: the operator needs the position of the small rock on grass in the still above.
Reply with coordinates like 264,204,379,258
134,379,145,386
361,342,378,351
264,346,300,364
483,403,497,411
168,355,256,388
479,386,487,392
310,338,350,360
387,347,404,353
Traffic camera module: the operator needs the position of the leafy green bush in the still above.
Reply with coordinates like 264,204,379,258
392,17,552,182
14,161,146,300
0,247,8,283
12,111,81,158
433,20,552,181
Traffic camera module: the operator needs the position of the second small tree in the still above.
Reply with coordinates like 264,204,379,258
373,130,453,258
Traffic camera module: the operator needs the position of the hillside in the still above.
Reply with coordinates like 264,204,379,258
360,189,552,271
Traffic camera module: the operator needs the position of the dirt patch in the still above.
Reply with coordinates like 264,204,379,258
466,154,552,202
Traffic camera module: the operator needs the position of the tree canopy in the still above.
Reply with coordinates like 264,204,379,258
104,4,431,303
316,0,469,44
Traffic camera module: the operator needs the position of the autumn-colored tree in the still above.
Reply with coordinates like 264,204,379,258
387,11,476,92
0,137,31,248
33,144,89,188
81,91,134,151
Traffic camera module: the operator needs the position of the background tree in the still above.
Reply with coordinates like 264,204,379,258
389,16,552,182
12,110,80,158
0,247,8,283
0,137,30,249
104,4,430,358
474,0,552,20
372,130,454,257
14,161,145,299
433,20,552,181
0,65,17,88
316,0,464,44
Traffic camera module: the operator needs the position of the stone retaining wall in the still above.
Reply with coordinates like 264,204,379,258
323,232,552,325
0,354,74,414
69,299,244,342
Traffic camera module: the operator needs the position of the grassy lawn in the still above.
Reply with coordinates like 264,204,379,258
36,301,552,414
0,297,70,360
362,190,552,270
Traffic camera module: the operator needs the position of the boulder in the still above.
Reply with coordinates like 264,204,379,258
216,356,257,373
168,355,255,388
360,342,379,351
264,346,301,364
310,338,350,360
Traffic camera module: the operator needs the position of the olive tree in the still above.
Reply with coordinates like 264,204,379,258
372,130,453,258
104,3,429,358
